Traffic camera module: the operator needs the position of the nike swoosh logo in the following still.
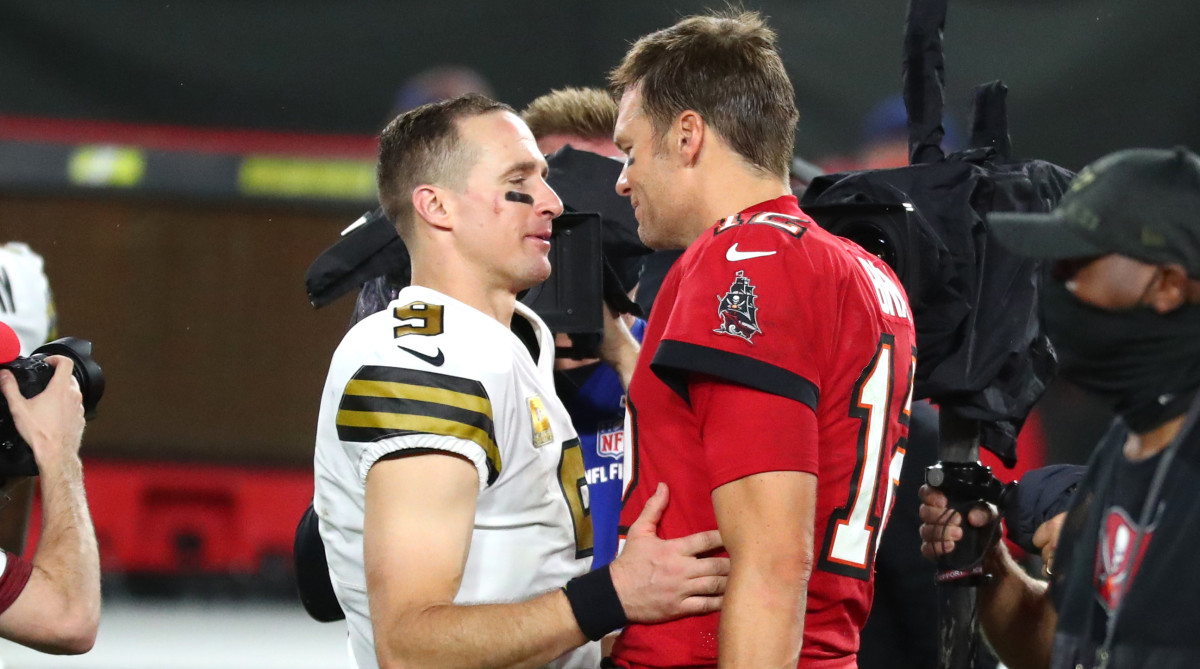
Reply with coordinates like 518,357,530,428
399,346,445,367
726,243,777,261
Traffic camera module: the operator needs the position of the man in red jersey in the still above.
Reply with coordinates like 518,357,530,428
607,11,917,669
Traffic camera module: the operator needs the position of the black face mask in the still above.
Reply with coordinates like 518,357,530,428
1039,277,1200,432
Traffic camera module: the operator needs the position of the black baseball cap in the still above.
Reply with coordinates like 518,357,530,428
989,147,1200,277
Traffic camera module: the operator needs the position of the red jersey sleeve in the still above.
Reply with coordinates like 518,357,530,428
650,218,835,413
0,550,33,615
689,375,819,490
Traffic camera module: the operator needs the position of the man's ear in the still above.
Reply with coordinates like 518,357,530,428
1149,264,1189,313
412,185,454,231
674,110,705,167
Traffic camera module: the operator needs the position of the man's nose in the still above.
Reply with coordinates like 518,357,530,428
615,166,632,198
540,183,564,219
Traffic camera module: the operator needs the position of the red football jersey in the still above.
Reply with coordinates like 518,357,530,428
613,196,916,668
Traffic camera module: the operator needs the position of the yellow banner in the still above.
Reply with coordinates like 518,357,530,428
238,157,375,201
68,146,146,187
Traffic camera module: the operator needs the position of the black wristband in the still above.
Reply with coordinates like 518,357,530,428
562,565,628,641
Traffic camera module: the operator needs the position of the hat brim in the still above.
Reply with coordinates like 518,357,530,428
987,211,1107,260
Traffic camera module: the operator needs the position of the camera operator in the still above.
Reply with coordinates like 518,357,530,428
919,147,1200,669
525,88,627,164
523,87,642,572
0,354,100,654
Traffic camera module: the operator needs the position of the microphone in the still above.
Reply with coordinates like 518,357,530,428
0,321,20,364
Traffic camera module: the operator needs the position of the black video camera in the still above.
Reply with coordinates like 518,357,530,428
801,201,926,297
0,338,105,477
304,146,648,359
518,210,605,352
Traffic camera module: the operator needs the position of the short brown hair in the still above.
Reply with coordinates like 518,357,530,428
610,10,798,178
521,87,618,142
377,93,513,239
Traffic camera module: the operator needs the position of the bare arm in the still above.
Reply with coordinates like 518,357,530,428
365,452,587,669
366,451,728,669
712,470,816,669
977,542,1057,669
0,358,100,654
0,477,35,555
918,485,1056,669
599,306,640,391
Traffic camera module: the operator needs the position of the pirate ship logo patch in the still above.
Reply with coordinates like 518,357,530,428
714,271,762,343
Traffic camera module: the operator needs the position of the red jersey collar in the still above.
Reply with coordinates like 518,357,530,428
732,194,804,219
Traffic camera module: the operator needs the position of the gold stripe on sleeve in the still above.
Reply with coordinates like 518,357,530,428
343,379,492,416
335,410,501,475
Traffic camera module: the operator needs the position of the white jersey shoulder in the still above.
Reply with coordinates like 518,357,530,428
313,286,597,669
0,242,56,355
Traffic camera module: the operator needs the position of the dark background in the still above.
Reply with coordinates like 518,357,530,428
1,0,1196,170
2,195,354,464
1,0,1192,465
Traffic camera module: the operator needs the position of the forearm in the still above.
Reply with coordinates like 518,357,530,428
0,478,35,555
711,469,817,669
364,454,591,669
32,455,101,634
718,554,809,669
606,342,638,391
600,315,640,391
978,544,1056,669
376,588,587,669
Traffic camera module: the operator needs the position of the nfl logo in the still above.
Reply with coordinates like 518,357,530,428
597,426,624,461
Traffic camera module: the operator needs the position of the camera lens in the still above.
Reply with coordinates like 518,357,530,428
31,338,105,417
839,220,899,274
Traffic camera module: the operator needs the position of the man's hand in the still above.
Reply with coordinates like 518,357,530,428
610,483,728,621
918,487,1058,669
1033,512,1067,576
917,484,997,560
0,356,85,468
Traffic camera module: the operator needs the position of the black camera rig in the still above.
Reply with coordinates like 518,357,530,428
0,336,105,477
924,461,1016,585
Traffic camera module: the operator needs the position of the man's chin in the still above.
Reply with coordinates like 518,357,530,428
637,222,662,249
638,224,685,251
515,265,552,293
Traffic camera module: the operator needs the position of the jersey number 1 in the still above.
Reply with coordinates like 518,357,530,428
819,335,913,580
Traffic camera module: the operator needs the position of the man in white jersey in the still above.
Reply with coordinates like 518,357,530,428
313,94,728,669
0,242,56,356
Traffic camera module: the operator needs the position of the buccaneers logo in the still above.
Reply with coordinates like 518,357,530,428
714,271,762,343
1094,506,1155,613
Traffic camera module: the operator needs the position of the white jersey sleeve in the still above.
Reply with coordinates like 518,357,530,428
338,363,499,490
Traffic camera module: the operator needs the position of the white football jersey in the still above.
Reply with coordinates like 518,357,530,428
313,286,597,669
0,242,56,355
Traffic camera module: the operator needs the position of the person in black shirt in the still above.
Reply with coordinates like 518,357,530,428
918,146,1200,669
